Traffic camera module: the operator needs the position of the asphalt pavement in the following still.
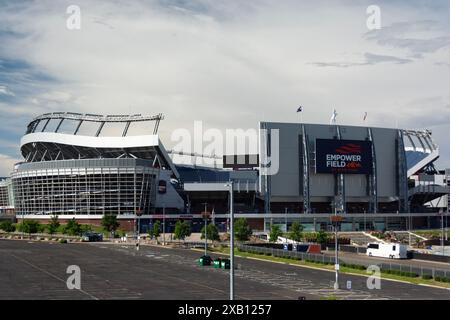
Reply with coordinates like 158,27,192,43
0,239,449,300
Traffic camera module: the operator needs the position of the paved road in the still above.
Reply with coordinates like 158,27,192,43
1,239,449,300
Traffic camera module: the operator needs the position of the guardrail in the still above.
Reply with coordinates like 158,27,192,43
238,244,450,279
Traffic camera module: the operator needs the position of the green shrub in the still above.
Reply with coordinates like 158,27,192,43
383,269,418,278
17,220,41,234
422,274,433,280
0,220,15,232
435,276,450,283
59,239,67,244
63,219,82,236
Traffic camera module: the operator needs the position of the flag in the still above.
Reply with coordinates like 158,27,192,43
330,108,337,124
297,106,303,112
363,112,368,121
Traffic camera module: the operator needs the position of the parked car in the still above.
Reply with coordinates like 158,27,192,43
81,232,103,242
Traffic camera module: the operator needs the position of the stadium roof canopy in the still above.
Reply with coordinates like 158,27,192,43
20,112,179,177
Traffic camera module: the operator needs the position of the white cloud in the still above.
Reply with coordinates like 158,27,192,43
0,1,449,163
0,85,15,96
0,154,19,176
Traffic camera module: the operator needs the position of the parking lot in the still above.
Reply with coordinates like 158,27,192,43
0,239,449,300
0,239,313,300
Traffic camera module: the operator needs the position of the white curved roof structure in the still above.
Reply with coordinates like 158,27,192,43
20,112,179,177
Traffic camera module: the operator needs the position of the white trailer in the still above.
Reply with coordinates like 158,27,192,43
366,242,408,259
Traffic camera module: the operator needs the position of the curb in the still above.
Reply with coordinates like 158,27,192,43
198,248,450,291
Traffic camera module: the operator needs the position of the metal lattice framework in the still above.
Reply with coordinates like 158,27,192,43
26,112,164,136
19,112,180,177
12,159,158,216
402,129,439,177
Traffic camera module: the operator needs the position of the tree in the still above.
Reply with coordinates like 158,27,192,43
289,222,304,242
200,224,220,244
17,220,40,234
63,218,82,236
316,230,329,244
0,220,15,232
151,220,161,242
47,215,60,235
234,218,252,242
174,220,191,242
101,214,120,237
269,225,283,243
80,224,93,234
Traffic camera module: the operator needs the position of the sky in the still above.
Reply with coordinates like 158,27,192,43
0,0,449,175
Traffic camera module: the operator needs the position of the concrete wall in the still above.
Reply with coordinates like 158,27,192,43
260,122,399,203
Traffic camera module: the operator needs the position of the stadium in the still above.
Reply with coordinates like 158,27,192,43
1,112,449,233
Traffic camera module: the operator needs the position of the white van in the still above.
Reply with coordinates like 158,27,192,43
366,242,408,259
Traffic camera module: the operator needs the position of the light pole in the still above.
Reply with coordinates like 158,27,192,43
364,209,366,232
21,200,24,239
442,211,445,256
446,211,448,242
203,202,208,256
226,181,234,301
136,210,141,251
285,207,288,236
162,203,166,246
409,210,412,247
331,204,340,290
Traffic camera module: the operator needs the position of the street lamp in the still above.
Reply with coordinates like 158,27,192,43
202,202,208,256
331,204,343,290
285,207,288,236
225,181,234,300
136,208,142,251
441,211,445,256
162,203,166,246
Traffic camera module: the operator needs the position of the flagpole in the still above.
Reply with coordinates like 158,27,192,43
297,106,303,123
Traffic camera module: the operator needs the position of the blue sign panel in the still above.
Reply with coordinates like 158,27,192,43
315,139,373,174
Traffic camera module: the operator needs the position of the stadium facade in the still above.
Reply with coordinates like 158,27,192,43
0,178,14,218
2,112,449,233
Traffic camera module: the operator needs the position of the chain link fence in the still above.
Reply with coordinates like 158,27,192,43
238,244,450,279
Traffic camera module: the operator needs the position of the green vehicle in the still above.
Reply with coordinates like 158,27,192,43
198,255,212,266
220,258,230,269
213,258,222,268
